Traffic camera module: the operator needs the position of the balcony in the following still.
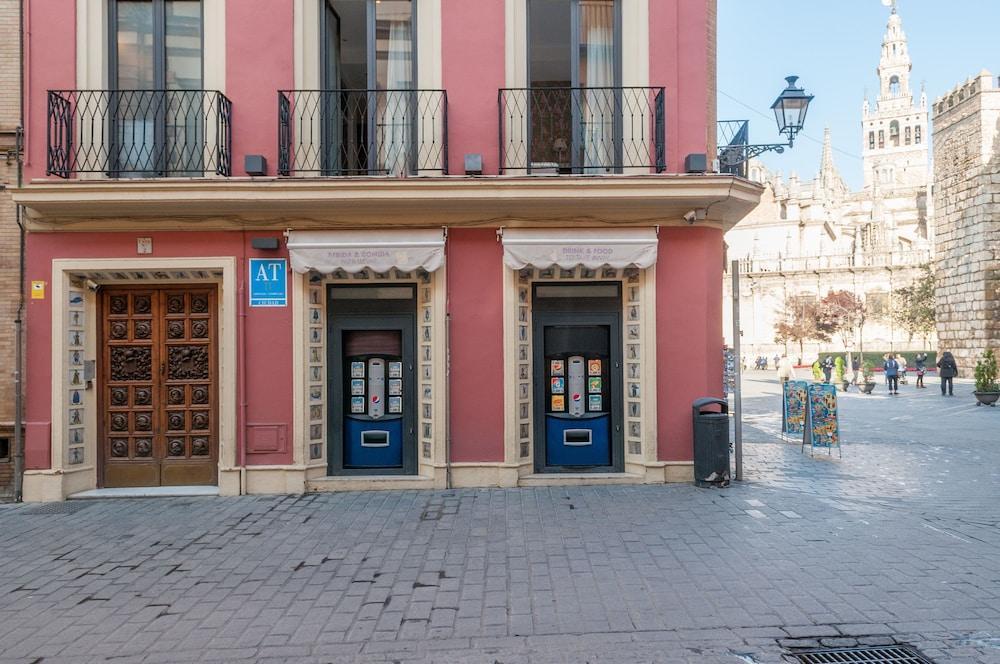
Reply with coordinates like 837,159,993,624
498,87,665,175
278,90,448,177
47,89,232,178
736,250,933,275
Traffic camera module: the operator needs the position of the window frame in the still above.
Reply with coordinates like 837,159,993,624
322,0,418,92
526,0,623,90
108,0,205,91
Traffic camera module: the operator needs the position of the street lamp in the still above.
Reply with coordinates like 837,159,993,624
770,76,814,147
718,75,815,175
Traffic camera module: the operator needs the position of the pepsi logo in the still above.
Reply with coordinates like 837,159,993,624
371,395,381,404
572,393,582,401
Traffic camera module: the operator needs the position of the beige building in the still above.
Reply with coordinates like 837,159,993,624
723,4,934,363
932,71,1000,377
0,0,20,496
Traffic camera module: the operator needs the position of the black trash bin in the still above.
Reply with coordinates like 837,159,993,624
692,397,730,487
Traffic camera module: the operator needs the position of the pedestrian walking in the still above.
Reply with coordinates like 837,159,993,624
897,353,908,384
851,356,861,385
776,355,795,383
914,352,928,388
884,353,900,394
821,356,834,384
937,351,958,396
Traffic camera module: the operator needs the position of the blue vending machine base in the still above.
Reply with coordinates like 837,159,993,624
344,417,404,468
545,414,611,467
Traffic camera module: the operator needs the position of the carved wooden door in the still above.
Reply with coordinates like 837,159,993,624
101,288,218,487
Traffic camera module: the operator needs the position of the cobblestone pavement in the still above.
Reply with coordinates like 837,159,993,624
1,375,998,663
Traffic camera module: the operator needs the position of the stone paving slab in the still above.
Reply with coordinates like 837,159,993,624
0,375,997,663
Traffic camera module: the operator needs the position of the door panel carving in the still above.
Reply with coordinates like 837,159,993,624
101,288,218,488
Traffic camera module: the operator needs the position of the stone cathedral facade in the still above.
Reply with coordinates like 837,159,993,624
723,4,935,362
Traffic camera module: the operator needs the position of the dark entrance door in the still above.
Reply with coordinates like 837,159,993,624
100,287,218,487
532,282,624,473
327,285,417,475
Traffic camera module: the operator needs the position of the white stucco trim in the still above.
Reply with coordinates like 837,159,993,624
505,0,527,89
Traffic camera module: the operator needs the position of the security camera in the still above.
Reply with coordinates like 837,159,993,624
85,279,100,292
683,209,707,225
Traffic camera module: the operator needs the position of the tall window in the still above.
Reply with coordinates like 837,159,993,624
323,0,416,175
889,75,900,96
905,126,911,145
868,131,875,149
111,1,203,175
914,125,922,144
861,223,883,251
878,130,884,149
866,291,889,318
529,0,621,172
889,120,900,147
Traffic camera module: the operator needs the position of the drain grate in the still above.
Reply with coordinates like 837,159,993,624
792,646,934,663
24,502,94,515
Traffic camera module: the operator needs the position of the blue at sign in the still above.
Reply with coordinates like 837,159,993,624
249,258,288,307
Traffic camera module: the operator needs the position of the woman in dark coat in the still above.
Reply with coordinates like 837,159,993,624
937,351,958,396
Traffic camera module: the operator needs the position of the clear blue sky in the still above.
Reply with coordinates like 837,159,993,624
718,0,999,190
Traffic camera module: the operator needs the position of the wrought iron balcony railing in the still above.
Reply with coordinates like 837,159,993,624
498,86,665,175
717,120,750,179
47,89,232,178
278,89,448,176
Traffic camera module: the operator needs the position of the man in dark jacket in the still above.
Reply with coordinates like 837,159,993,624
937,351,958,396
821,356,834,383
884,354,900,395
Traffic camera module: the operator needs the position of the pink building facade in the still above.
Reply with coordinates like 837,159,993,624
15,0,760,500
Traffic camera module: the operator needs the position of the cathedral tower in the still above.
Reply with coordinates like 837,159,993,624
861,1,929,190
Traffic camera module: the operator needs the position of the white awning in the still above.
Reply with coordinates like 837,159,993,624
501,228,658,270
286,229,446,274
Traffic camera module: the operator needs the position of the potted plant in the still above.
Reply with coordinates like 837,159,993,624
834,356,849,391
973,349,1000,406
860,360,876,394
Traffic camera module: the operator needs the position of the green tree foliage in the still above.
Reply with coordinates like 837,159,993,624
975,348,999,393
892,265,936,343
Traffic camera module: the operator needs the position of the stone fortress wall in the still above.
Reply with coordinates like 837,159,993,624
931,71,1000,377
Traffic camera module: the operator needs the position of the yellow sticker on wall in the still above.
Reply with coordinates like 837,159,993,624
31,281,46,300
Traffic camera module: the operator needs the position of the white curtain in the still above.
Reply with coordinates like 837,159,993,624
378,16,412,175
580,1,615,172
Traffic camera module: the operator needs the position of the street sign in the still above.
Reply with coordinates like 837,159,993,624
249,258,287,307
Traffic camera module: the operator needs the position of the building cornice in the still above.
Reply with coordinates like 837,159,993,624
15,175,764,233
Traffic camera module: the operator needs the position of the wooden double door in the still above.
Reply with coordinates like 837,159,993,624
100,287,218,488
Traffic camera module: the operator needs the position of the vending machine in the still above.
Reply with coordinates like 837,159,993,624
328,285,417,475
343,354,406,468
532,282,624,472
544,351,612,466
